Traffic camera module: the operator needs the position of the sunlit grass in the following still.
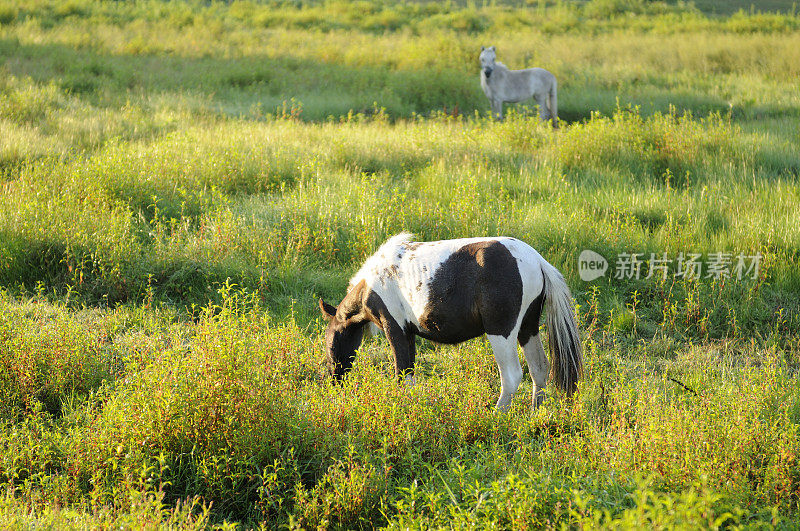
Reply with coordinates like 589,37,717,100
1,290,798,527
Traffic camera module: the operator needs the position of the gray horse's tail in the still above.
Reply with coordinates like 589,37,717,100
549,79,558,128
541,260,582,395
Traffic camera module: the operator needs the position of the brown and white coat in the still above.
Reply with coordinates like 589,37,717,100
320,233,582,410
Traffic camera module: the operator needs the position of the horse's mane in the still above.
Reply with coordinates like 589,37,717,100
377,232,414,252
349,232,414,288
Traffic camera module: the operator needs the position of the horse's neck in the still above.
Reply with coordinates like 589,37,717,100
490,62,510,81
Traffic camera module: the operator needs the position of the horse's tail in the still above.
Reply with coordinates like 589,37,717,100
549,78,558,128
540,259,582,395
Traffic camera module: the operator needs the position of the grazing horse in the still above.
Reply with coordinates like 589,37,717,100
479,45,558,127
319,233,582,410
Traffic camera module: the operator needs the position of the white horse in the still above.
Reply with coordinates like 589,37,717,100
319,233,583,410
479,45,558,127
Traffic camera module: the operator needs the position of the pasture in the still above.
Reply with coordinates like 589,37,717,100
1,0,800,527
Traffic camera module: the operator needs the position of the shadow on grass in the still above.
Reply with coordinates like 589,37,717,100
0,37,485,120
0,229,347,325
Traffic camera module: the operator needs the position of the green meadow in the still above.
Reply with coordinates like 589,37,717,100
1,0,800,528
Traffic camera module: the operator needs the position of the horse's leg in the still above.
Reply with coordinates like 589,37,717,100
488,334,522,411
491,99,504,121
382,318,416,385
549,83,558,128
535,93,549,122
405,334,417,386
520,334,550,408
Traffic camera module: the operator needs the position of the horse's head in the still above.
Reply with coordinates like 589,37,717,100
480,46,496,78
319,297,367,380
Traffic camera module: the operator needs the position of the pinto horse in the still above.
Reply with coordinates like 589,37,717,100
319,233,582,410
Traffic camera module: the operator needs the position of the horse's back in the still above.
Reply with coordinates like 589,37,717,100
520,67,555,91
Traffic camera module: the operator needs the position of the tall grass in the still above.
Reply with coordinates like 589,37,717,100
2,110,797,332
1,291,798,527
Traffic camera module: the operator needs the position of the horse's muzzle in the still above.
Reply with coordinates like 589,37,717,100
483,67,492,78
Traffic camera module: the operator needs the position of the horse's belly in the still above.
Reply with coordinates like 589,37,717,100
504,85,540,102
413,293,485,344
504,93,530,104
414,322,484,345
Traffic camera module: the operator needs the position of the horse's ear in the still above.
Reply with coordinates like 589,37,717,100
319,299,337,321
489,45,495,52
481,45,485,51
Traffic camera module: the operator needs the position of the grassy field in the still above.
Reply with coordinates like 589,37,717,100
1,0,800,528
